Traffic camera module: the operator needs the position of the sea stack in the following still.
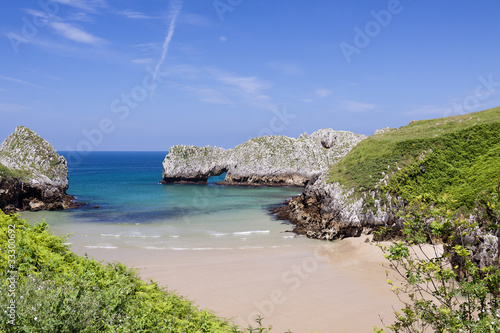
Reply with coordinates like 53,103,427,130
0,126,75,212
162,129,366,186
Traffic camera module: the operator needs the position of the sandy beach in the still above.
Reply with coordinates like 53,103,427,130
73,236,401,333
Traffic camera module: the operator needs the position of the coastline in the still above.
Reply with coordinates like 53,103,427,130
72,236,400,333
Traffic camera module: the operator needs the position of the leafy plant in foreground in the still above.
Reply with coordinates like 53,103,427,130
376,199,500,332
0,212,277,333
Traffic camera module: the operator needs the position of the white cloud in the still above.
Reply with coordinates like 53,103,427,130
315,89,332,98
23,7,105,47
220,76,265,94
134,42,161,53
132,58,154,64
339,100,376,112
52,0,107,13
118,10,155,19
178,13,212,27
164,64,278,111
23,9,54,19
184,86,231,105
209,68,271,94
168,64,201,80
0,75,43,89
27,37,87,56
68,11,95,22
49,22,106,45
207,69,277,111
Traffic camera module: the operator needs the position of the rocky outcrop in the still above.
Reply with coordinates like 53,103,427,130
276,166,499,274
273,173,402,240
162,129,367,186
373,127,395,135
0,126,75,213
458,229,499,269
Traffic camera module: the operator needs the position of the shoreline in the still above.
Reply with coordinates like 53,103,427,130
72,235,401,333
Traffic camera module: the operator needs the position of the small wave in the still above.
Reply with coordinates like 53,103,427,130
232,230,270,236
125,235,161,238
238,246,264,250
210,233,229,237
100,234,121,238
84,245,118,249
192,247,214,251
170,235,180,238
143,246,167,250
233,231,251,236
170,247,190,251
283,235,295,239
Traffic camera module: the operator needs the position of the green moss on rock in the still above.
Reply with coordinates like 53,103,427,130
0,126,68,187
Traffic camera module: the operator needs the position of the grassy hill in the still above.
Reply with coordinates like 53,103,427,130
328,107,500,212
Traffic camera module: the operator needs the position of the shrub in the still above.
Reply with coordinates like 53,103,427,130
0,212,271,332
376,200,500,332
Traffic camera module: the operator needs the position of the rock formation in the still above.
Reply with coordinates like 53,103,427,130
0,126,75,213
162,129,366,186
274,173,401,240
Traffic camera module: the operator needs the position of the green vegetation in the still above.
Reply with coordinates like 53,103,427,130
328,107,500,212
0,126,67,183
375,195,500,332
0,163,28,181
0,212,272,332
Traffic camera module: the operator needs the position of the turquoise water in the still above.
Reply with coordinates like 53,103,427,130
21,152,309,251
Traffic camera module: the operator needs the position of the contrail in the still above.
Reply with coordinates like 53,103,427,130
151,0,183,97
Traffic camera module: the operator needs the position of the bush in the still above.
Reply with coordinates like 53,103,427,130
0,212,272,332
376,200,500,332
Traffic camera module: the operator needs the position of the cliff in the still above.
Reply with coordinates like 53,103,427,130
162,129,367,186
0,126,75,212
276,107,500,242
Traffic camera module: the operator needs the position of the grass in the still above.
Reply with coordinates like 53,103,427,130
0,163,29,181
0,212,269,333
328,107,500,211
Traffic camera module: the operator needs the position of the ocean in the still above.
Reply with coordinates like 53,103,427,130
20,151,312,252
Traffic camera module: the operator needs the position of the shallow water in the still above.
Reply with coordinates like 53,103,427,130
21,151,313,252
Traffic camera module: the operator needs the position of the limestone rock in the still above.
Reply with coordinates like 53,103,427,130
162,145,227,183
373,127,395,135
277,169,499,274
0,126,75,212
162,129,366,186
450,228,499,271
310,128,338,148
276,173,394,239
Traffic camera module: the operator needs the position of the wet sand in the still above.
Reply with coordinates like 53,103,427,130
73,235,402,333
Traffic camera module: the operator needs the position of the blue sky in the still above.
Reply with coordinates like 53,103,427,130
1,0,500,151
